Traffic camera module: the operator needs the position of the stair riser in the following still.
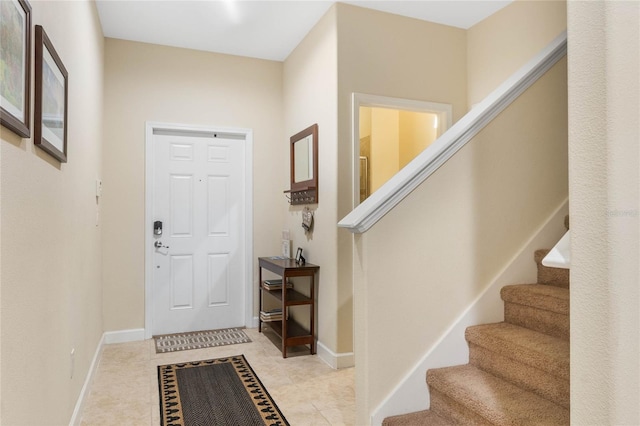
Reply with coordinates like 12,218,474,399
537,264,570,288
534,249,570,288
429,389,493,426
469,343,570,409
465,324,569,379
504,302,569,340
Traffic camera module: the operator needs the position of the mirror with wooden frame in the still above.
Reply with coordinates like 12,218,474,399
286,124,318,205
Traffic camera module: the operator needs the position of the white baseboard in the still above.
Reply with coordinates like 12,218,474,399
250,316,259,329
370,199,569,425
317,341,355,369
69,333,106,426
69,328,146,425
104,328,146,344
250,317,353,369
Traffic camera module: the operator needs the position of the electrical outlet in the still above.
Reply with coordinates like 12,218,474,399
70,348,75,379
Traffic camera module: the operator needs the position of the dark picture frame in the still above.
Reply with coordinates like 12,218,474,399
0,0,32,137
34,25,68,162
287,123,318,205
295,247,303,263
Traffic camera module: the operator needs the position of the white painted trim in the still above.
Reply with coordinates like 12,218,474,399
351,94,453,209
69,333,106,426
317,341,355,369
243,131,255,329
340,31,567,233
144,122,254,339
542,230,571,268
370,199,569,425
104,328,146,344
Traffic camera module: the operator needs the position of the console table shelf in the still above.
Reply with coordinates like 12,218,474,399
258,257,319,358
261,286,312,305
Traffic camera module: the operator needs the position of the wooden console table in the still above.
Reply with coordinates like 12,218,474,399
258,257,319,358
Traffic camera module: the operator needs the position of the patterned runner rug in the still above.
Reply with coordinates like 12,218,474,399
153,328,251,353
158,355,288,426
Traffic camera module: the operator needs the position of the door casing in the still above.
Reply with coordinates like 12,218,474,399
144,121,253,339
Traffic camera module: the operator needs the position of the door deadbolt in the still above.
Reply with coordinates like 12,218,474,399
154,221,163,235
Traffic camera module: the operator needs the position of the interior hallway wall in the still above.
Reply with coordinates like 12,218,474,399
369,108,399,193
102,39,284,332
568,1,640,423
398,110,438,169
334,4,468,421
467,0,567,106
0,1,105,424
282,6,340,361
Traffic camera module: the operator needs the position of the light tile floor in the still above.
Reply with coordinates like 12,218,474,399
79,328,355,425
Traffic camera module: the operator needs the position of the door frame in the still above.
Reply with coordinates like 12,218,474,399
351,93,453,208
144,121,254,339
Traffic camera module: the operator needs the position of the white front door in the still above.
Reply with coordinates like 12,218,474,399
150,130,246,335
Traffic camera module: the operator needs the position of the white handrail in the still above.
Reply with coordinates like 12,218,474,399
338,31,567,234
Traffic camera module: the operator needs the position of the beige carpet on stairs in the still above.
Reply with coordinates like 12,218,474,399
383,241,570,425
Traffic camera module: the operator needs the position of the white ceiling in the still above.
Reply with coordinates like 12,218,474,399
96,0,513,62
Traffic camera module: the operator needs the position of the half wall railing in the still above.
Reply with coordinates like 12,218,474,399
338,31,567,234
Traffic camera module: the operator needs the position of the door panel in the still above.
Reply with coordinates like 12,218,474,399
208,176,229,236
170,174,194,237
208,253,229,306
152,132,245,335
170,255,194,309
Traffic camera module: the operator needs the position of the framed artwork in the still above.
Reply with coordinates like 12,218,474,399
0,0,31,137
34,25,68,162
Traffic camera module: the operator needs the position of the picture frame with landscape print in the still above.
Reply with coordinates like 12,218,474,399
35,25,68,163
0,0,31,138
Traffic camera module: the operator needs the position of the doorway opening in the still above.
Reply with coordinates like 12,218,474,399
352,94,452,205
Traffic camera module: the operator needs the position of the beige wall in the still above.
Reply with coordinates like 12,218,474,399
102,40,284,331
370,108,399,193
282,7,340,353
350,3,569,422
399,111,438,168
360,108,439,195
359,106,372,139
0,1,104,424
467,0,567,106
355,59,568,422
568,1,640,423
337,3,468,365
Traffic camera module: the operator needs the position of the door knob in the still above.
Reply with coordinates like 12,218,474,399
154,241,169,249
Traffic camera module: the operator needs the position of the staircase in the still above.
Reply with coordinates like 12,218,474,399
383,244,570,425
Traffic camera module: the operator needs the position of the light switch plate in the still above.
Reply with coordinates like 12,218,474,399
282,240,291,258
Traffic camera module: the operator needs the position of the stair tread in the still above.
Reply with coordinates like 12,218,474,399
428,365,569,425
501,284,569,314
466,322,569,379
382,409,452,426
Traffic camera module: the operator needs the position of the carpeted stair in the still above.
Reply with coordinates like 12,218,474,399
383,244,570,425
